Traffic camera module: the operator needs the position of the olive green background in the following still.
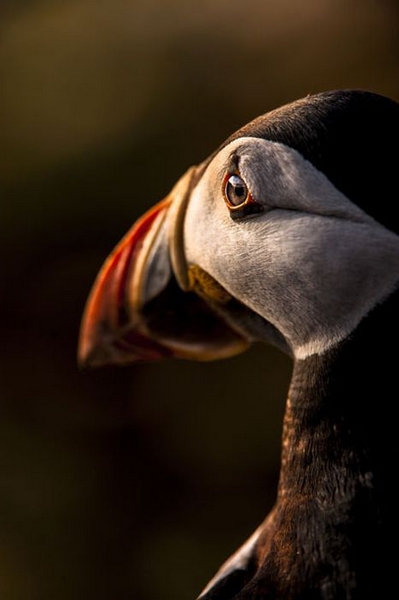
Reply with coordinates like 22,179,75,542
1,1,398,598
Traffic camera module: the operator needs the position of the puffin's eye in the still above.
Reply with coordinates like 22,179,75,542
224,174,249,207
223,172,264,220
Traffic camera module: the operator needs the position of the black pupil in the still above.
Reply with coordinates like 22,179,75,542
226,174,248,206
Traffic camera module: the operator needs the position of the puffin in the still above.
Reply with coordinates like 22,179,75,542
78,89,399,599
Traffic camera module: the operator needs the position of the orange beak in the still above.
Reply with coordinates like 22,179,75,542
78,167,250,369
78,199,172,367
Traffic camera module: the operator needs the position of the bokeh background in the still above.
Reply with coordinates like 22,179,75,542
1,1,398,599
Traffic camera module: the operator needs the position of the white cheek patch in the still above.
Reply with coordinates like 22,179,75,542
184,138,399,359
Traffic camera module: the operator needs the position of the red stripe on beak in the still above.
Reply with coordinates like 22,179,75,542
78,199,172,367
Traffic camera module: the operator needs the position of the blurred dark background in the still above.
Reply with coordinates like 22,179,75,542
0,1,398,598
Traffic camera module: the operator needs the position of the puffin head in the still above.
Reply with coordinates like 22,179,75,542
78,89,399,368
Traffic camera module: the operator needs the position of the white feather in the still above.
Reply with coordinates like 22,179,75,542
183,138,399,358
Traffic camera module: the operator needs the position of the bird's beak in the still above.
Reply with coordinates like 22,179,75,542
78,166,250,368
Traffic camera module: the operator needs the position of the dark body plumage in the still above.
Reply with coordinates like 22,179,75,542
202,292,398,599
79,89,399,600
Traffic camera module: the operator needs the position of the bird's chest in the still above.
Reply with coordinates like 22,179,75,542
243,489,383,600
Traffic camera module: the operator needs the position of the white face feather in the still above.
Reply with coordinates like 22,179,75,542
183,138,399,359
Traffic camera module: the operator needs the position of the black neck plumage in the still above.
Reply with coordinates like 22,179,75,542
200,289,398,600
250,289,399,599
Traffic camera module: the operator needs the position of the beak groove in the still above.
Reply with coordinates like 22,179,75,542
167,167,197,292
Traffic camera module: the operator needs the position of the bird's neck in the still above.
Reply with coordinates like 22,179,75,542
261,291,398,598
279,290,398,506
